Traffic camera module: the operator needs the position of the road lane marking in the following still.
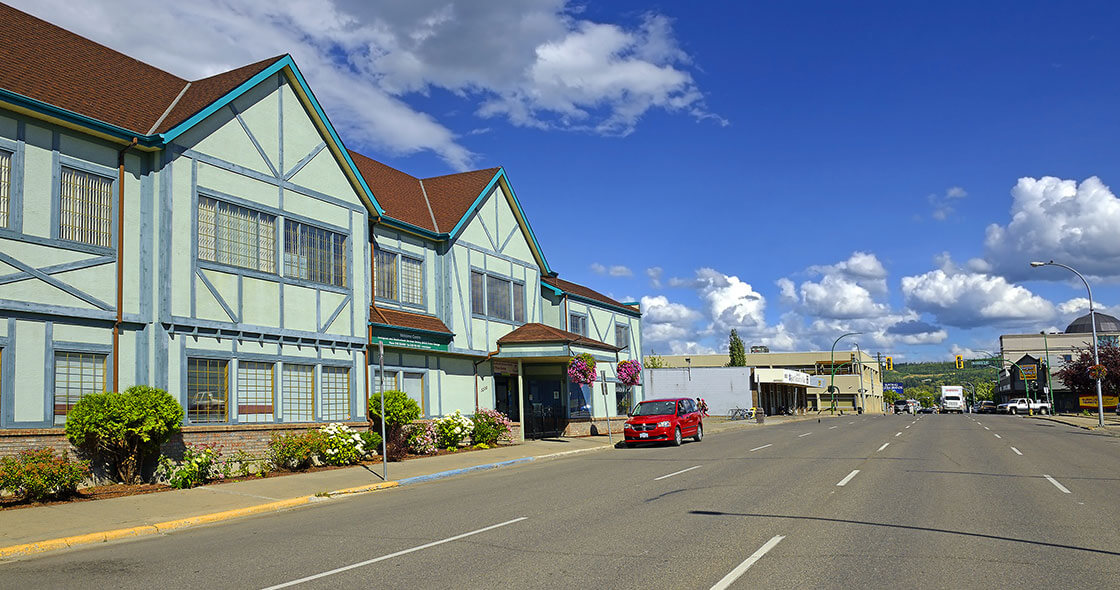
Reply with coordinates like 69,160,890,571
749,444,772,452
710,535,785,590
829,426,838,429
798,432,812,437
1011,447,1023,455
984,426,990,430
848,421,855,424
994,434,1002,439
1044,475,1071,494
836,470,860,487
655,465,702,481
895,432,902,437
261,517,528,589
905,425,911,429
877,442,889,452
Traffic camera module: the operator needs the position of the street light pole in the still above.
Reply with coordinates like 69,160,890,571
1031,261,1104,427
854,343,866,413
830,332,861,414
1041,330,1055,413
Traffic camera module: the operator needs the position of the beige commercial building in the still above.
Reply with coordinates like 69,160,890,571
650,351,885,414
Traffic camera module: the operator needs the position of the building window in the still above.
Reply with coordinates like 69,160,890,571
1062,354,1073,363
375,249,423,305
284,220,346,287
280,364,314,422
570,313,588,336
615,323,630,350
375,250,397,300
487,275,511,320
472,270,525,323
187,358,228,423
198,196,276,273
471,271,486,315
59,166,113,248
237,361,274,423
512,282,525,323
53,352,106,425
400,256,423,305
0,149,11,228
321,366,351,421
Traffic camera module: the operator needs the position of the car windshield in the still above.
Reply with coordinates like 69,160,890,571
633,401,677,416
894,401,908,407
944,396,960,401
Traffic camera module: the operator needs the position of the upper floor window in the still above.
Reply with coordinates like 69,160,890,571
284,220,347,287
59,166,112,248
0,149,11,228
471,270,525,322
375,249,423,305
198,196,276,273
615,323,630,350
570,313,588,336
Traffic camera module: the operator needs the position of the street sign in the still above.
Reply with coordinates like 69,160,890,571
1019,364,1037,380
884,382,904,395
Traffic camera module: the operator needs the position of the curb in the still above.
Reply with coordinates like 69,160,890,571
0,481,398,561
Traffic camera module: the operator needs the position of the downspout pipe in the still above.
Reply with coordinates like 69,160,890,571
113,137,138,392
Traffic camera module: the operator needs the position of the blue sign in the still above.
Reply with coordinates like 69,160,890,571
884,382,904,395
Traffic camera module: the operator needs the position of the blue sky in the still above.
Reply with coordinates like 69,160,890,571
21,0,1120,361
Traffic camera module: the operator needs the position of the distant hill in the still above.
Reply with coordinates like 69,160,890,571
884,360,999,400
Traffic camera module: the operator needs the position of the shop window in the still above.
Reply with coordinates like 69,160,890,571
198,197,276,273
53,351,106,425
283,364,315,422
187,358,228,423
59,166,113,248
321,366,351,421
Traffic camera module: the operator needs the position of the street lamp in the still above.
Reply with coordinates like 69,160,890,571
854,343,866,413
830,332,862,414
1031,261,1104,427
1040,331,1056,413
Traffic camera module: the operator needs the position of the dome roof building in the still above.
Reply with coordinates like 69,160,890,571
1065,312,1120,334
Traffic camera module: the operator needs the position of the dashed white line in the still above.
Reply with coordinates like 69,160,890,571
828,426,838,430
895,432,902,437
994,433,1002,439
905,425,911,429
261,517,528,589
655,465,702,481
1043,474,1071,494
1011,447,1023,456
798,432,812,437
710,535,785,590
848,421,855,425
749,444,772,452
836,470,861,487
984,426,990,430
877,442,890,452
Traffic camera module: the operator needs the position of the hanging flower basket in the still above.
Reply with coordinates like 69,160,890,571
616,360,642,386
567,353,597,385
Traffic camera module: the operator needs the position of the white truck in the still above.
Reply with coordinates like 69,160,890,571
940,386,966,414
997,398,1051,415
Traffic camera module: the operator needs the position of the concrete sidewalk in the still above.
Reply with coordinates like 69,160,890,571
1027,412,1120,433
0,413,828,559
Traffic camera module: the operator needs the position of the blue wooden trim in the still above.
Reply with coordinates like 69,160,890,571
196,260,350,295
0,131,24,233
230,105,280,178
0,255,114,286
136,323,150,386
347,214,354,337
0,88,161,146
0,301,114,322
139,155,154,324
58,153,117,178
184,347,353,367
53,341,112,354
195,269,239,323
237,274,244,325
277,73,284,177
167,316,366,346
158,154,173,325
191,158,199,317
197,185,349,235
1,318,14,426
498,224,520,253
0,228,114,256
0,251,113,311
44,321,54,425
283,142,326,180
495,172,552,275
49,134,60,240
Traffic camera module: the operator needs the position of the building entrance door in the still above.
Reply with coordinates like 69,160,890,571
525,378,565,439
495,376,520,422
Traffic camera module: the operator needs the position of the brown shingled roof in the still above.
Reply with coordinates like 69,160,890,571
370,306,453,335
542,276,637,313
497,323,620,352
422,168,501,232
0,4,282,136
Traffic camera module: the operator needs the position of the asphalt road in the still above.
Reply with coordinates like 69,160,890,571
4,413,1120,589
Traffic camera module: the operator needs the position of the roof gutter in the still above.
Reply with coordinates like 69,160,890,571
0,89,162,148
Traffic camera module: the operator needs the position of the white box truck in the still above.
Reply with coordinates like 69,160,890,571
941,386,965,414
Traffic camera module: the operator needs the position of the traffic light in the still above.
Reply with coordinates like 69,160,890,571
955,355,964,369
886,356,894,371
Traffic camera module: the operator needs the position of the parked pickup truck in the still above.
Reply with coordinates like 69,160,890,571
997,398,1051,415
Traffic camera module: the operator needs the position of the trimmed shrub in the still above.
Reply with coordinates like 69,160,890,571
64,386,183,484
159,443,223,489
369,390,421,461
267,431,328,471
0,448,89,502
472,409,514,446
433,410,473,449
359,430,382,458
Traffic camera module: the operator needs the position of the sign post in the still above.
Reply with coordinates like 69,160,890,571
379,341,386,482
600,370,612,444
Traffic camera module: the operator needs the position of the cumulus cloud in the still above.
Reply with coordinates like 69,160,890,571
984,176,1120,280
590,263,607,275
15,0,720,170
1057,297,1089,315
784,252,890,319
806,251,888,296
692,268,766,333
927,186,967,221
608,265,633,277
646,267,663,289
639,295,703,346
901,269,1055,328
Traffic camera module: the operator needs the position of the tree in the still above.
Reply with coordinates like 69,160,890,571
1056,344,1120,397
645,354,670,369
728,330,747,367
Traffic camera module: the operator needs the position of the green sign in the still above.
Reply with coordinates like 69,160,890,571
371,329,449,352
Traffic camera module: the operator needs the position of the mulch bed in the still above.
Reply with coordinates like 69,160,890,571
0,442,510,512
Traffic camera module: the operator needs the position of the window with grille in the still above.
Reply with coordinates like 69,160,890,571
237,361,274,422
283,364,315,422
472,271,525,323
615,323,630,350
59,166,113,248
321,366,351,421
53,352,106,424
375,250,397,300
187,358,228,423
400,256,423,305
471,271,485,315
0,150,11,228
198,196,276,272
512,282,525,322
570,313,588,336
375,249,423,304
486,275,511,320
284,220,347,287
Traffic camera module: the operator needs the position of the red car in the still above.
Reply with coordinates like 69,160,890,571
623,397,703,447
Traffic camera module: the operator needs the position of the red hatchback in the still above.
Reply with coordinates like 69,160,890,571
623,398,703,447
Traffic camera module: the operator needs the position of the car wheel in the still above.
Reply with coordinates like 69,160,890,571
1010,407,1016,415
693,424,703,442
672,427,682,446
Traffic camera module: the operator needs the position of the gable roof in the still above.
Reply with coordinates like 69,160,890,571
497,322,620,352
542,276,640,316
370,306,453,335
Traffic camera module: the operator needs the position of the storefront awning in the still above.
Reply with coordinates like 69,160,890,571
755,368,812,387
495,323,620,362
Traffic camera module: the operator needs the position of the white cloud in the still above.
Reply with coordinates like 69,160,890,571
15,0,719,170
693,268,766,333
984,176,1120,279
785,252,890,319
1058,297,1089,315
608,265,633,277
639,295,703,346
807,251,888,296
901,269,1055,328
927,186,968,221
646,267,663,289
590,263,607,275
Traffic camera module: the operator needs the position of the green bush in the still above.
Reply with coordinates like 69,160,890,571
434,410,473,449
268,431,328,471
0,448,89,502
369,390,421,461
320,423,365,466
64,386,183,484
359,429,382,457
158,444,223,489
471,408,514,446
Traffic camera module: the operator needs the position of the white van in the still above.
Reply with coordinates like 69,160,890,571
940,386,965,414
